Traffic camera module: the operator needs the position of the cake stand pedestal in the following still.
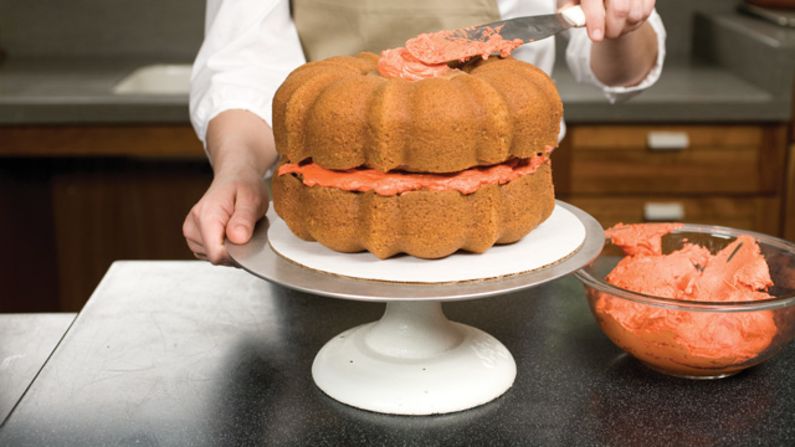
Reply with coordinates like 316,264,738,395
312,300,516,414
228,201,603,415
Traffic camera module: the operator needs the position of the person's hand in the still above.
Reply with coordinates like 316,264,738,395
563,0,656,42
183,110,277,265
183,165,268,265
562,0,659,87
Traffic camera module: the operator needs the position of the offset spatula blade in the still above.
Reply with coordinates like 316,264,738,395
465,6,586,43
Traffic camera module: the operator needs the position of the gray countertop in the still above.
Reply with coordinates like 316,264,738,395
0,313,75,427
2,261,795,446
0,58,786,125
0,58,190,125
554,64,786,123
1,12,794,126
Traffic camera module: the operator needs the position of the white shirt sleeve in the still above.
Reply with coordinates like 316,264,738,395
190,0,306,145
564,9,666,103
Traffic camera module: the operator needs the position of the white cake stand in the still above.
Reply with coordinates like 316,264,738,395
227,201,603,415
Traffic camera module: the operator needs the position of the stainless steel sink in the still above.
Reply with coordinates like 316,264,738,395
113,64,191,95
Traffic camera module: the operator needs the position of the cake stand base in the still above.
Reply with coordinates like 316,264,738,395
312,301,516,415
229,201,604,416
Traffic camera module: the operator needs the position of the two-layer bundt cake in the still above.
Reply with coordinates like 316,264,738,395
272,45,562,259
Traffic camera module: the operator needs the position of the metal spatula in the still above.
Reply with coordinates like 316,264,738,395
468,5,586,42
408,6,586,65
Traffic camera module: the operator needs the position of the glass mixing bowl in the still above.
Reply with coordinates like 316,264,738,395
575,223,795,379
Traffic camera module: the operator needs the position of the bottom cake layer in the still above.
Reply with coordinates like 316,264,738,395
272,161,555,259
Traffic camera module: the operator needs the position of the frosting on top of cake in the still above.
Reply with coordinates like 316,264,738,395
406,27,523,65
377,26,523,80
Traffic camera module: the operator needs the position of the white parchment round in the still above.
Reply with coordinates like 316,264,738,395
267,204,585,283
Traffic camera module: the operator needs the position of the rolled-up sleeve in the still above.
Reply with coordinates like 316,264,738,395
190,0,306,145
564,9,666,103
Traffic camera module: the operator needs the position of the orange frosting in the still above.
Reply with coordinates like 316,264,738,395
594,223,778,374
406,27,523,65
377,26,523,80
277,156,548,196
377,47,455,81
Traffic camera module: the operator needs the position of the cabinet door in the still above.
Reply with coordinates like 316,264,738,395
51,159,210,311
785,143,795,242
0,160,59,312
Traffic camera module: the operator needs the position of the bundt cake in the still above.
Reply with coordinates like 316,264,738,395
272,53,562,173
271,40,562,259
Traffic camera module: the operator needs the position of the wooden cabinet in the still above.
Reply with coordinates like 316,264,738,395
0,122,791,312
49,160,210,311
557,124,789,237
566,125,784,194
785,142,795,241
0,126,210,312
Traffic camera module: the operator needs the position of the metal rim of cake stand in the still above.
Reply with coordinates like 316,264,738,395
227,201,604,302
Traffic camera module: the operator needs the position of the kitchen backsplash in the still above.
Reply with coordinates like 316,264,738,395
0,0,741,63
0,0,204,60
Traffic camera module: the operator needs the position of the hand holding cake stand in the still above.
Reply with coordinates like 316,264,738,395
228,201,603,415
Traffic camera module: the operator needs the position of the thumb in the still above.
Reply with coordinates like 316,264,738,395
227,186,265,244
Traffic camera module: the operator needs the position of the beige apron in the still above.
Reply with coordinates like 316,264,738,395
292,0,500,61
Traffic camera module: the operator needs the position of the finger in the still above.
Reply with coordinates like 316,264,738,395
183,211,209,260
644,0,656,26
198,208,231,265
627,0,645,26
644,0,656,16
581,0,605,42
227,184,266,244
186,238,205,255
182,212,203,245
186,235,204,247
605,0,630,39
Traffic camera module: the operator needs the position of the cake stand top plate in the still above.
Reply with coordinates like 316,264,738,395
227,200,604,302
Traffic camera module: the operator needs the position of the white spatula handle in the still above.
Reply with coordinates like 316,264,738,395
561,5,587,28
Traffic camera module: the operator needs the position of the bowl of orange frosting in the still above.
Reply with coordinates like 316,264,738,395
575,223,795,379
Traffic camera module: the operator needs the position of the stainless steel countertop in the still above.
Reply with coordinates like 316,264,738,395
0,58,190,124
0,58,787,125
3,261,795,446
0,313,75,427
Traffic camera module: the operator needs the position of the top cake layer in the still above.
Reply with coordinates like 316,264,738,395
272,52,562,173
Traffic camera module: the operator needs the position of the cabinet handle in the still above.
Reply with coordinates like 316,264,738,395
643,202,685,221
646,131,689,151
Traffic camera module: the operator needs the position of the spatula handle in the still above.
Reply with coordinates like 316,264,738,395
560,5,587,28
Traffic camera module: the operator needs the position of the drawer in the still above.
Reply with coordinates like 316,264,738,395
566,195,781,236
565,125,784,195
570,125,763,149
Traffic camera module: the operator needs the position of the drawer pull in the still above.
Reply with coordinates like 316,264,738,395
646,131,689,151
644,202,685,221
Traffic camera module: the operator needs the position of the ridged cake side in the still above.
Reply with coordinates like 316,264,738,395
272,162,555,259
272,53,562,174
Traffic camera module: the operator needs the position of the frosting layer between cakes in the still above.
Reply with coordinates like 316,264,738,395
272,162,555,259
278,155,547,196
